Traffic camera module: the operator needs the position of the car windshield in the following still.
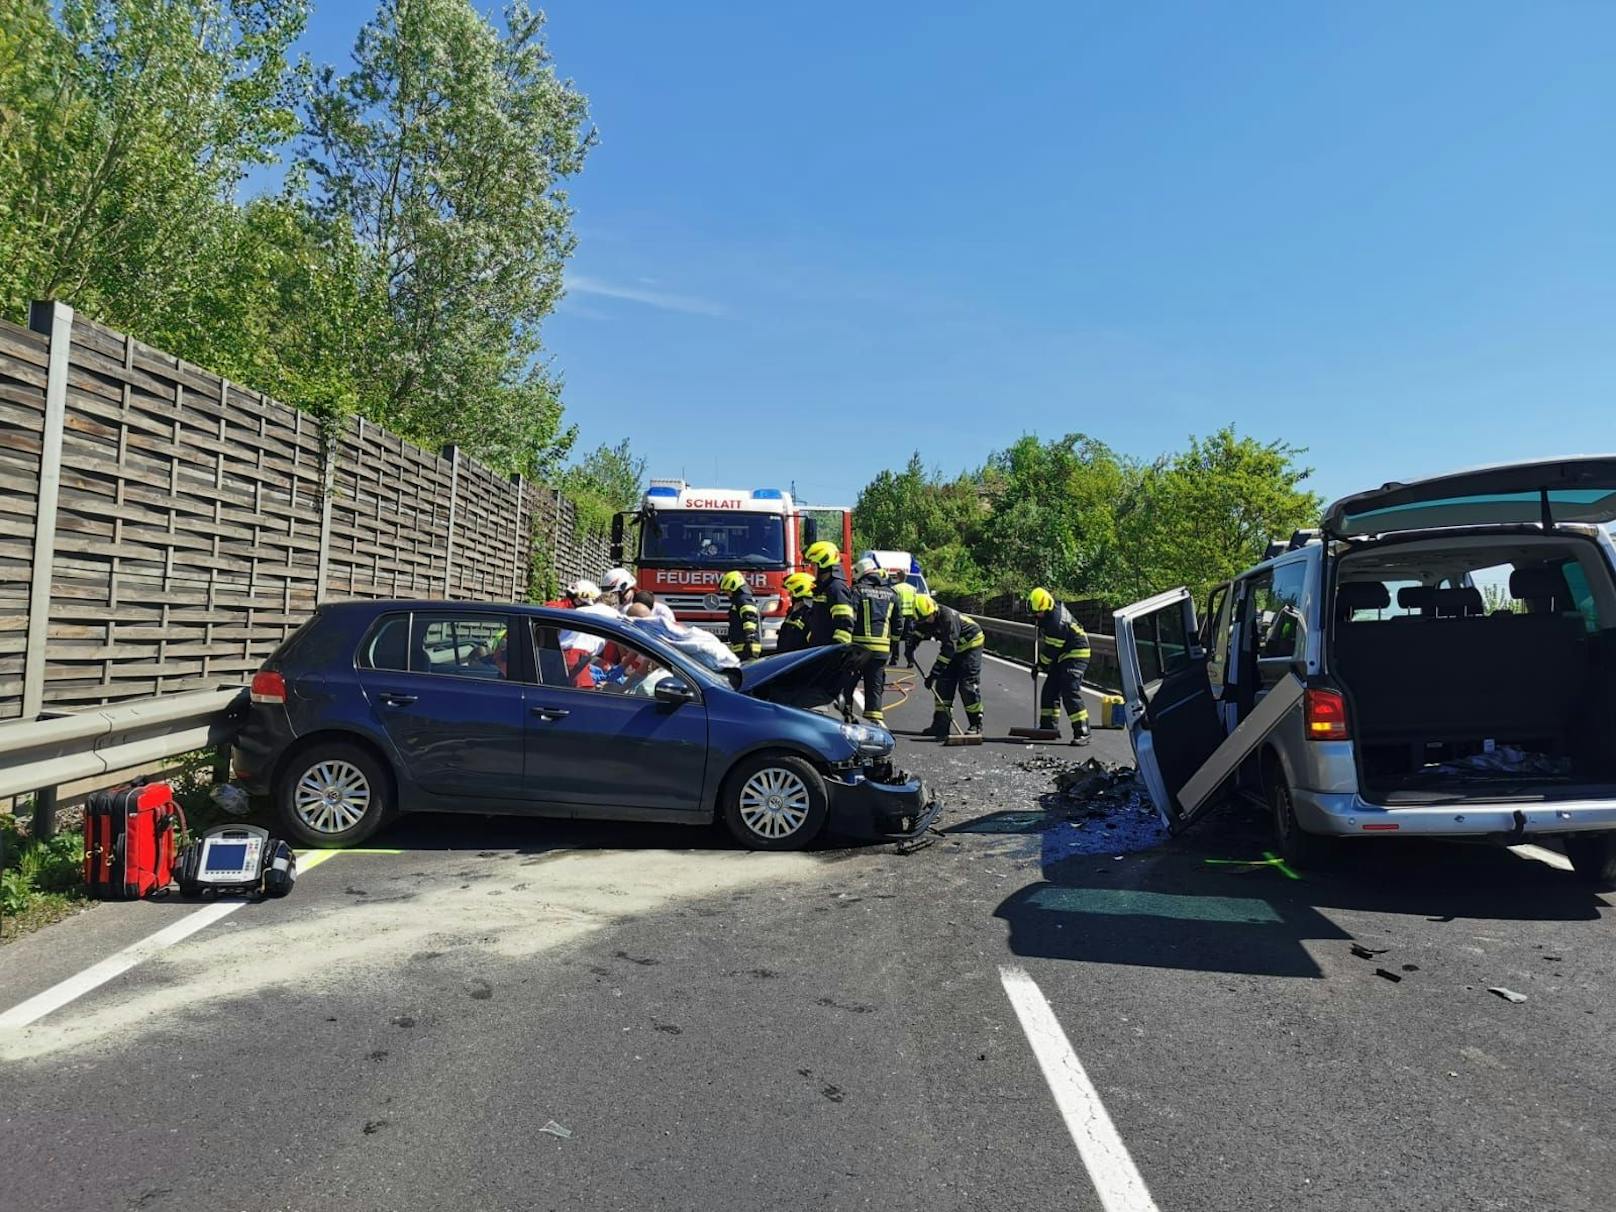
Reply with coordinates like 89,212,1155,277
639,511,786,568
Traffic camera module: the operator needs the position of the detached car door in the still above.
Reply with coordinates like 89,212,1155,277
1115,588,1303,829
354,610,529,802
523,619,710,815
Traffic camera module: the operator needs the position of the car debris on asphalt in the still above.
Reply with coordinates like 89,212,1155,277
1487,987,1528,1004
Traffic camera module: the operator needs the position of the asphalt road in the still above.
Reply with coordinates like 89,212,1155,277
2,649,1613,1211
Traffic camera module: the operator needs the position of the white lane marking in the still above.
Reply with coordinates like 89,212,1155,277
999,965,1161,1212
0,850,339,1031
1509,843,1574,872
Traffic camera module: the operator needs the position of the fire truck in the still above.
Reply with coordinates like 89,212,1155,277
610,481,854,648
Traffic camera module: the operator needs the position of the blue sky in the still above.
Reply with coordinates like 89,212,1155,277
290,2,1615,508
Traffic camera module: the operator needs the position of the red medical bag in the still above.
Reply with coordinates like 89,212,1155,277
83,781,184,899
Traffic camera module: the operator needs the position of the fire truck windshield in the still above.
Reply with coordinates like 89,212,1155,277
638,511,787,568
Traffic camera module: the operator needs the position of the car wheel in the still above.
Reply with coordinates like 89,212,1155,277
1564,833,1616,888
1270,770,1333,870
722,753,829,851
275,741,390,849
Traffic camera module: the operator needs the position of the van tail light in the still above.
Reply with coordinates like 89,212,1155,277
1304,687,1348,741
250,670,287,705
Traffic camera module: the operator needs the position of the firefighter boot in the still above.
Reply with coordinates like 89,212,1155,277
925,712,951,741
1071,719,1092,747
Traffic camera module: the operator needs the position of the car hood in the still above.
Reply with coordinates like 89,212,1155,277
736,645,866,710
1324,455,1616,538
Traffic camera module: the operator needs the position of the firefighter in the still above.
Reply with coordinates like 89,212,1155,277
1029,587,1091,745
776,572,816,653
889,574,917,667
720,570,762,660
845,555,897,724
914,594,985,737
804,540,855,647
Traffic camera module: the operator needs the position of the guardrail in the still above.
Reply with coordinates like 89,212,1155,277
970,614,1122,692
0,686,246,837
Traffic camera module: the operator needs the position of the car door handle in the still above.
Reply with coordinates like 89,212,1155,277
380,693,418,707
531,706,570,721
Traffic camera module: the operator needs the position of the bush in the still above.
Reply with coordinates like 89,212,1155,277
1,816,86,920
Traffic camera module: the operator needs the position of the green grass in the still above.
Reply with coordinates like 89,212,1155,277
1,817,90,942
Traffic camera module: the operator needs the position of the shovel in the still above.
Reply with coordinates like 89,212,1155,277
1008,635,1060,741
922,663,983,746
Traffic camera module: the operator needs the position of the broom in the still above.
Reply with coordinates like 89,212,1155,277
922,662,983,746
1008,633,1061,740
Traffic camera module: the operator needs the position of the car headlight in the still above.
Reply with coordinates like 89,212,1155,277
762,595,782,613
840,721,894,756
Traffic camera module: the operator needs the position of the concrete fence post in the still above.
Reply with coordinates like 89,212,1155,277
511,473,526,602
22,301,73,725
314,423,335,605
442,445,461,600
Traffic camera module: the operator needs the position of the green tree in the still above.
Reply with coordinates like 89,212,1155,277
1111,427,1322,602
562,438,646,535
0,0,307,333
973,434,1129,596
302,0,592,476
853,453,990,596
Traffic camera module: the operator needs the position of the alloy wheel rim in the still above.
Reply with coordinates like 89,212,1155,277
293,759,372,834
738,767,811,840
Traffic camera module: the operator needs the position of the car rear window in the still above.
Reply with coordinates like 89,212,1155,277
357,614,410,671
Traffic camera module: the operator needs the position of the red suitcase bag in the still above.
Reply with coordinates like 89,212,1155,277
83,781,183,899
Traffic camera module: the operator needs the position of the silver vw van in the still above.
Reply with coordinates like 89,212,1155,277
1115,456,1616,884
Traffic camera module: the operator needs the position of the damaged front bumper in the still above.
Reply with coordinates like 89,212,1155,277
824,760,941,840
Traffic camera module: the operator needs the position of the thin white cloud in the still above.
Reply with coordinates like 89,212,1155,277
567,273,726,318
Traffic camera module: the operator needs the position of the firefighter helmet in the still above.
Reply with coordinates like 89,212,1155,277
852,555,879,580
803,540,840,570
1028,587,1055,614
783,572,815,599
913,594,938,619
719,571,747,594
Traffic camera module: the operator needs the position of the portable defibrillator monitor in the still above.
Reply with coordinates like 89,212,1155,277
177,824,296,898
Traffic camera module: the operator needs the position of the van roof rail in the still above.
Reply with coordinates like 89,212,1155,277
1288,528,1322,550
1263,540,1288,560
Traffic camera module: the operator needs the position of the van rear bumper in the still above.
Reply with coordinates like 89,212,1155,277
1292,790,1616,838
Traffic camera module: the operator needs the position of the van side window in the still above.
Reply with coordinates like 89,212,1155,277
1132,599,1193,685
1204,584,1232,692
1255,562,1307,660
1559,561,1599,633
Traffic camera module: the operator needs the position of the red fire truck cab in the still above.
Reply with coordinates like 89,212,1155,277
611,481,854,649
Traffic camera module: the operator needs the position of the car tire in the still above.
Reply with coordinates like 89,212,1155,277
1270,770,1333,870
1564,833,1616,888
274,741,391,850
721,753,829,851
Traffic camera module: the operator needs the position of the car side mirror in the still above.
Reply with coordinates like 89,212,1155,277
654,678,698,706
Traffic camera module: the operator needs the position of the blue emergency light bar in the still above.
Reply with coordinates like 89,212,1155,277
911,556,921,573
645,486,680,498
751,488,783,499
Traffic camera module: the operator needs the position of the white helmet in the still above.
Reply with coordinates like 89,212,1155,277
852,555,879,579
601,567,635,595
566,579,601,604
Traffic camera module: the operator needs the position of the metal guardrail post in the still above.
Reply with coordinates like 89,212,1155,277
22,301,73,721
32,786,57,841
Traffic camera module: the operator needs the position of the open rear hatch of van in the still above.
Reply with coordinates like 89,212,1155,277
1323,456,1616,538
1325,458,1616,806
